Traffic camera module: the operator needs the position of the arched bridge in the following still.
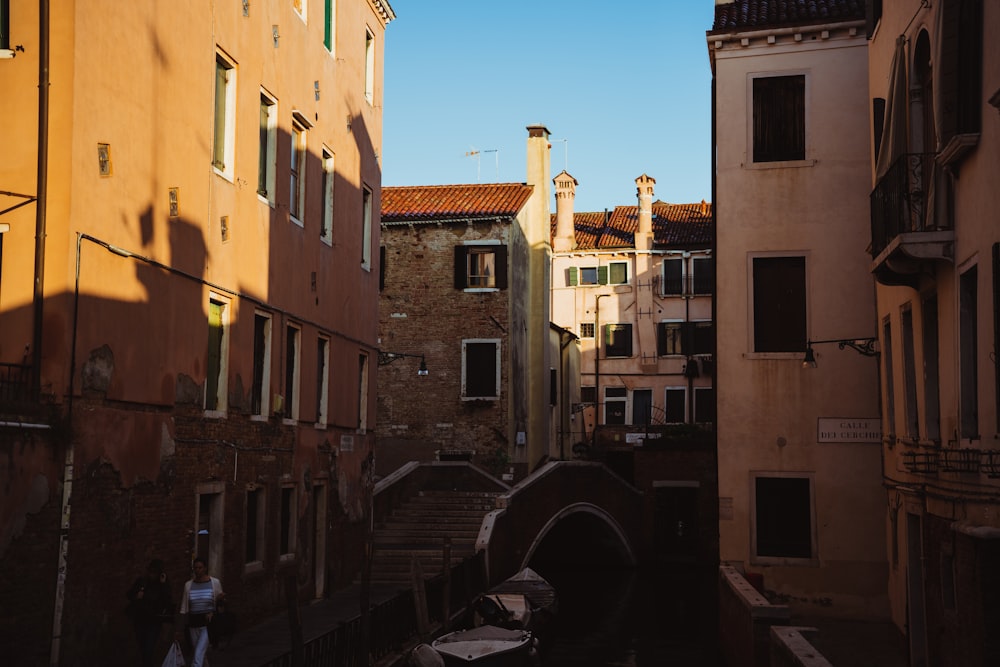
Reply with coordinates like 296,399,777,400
476,461,643,585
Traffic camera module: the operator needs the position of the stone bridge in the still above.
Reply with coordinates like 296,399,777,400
475,460,643,586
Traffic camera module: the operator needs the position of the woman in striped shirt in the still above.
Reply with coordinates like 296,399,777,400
177,557,224,667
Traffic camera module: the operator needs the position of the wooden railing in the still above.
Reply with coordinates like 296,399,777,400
259,551,487,667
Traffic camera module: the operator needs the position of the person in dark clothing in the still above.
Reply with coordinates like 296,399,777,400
126,558,174,667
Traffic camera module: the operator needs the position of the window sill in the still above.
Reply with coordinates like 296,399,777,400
250,414,268,422
278,553,296,564
213,167,234,183
243,561,264,576
282,418,297,426
290,215,304,228
461,396,499,402
743,352,803,360
750,555,820,568
257,193,274,207
203,409,226,420
745,159,815,170
463,287,499,293
314,422,327,431
321,236,333,247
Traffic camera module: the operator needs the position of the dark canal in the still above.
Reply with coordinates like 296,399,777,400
533,565,721,666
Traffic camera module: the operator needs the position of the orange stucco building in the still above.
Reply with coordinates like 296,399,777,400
0,1,393,664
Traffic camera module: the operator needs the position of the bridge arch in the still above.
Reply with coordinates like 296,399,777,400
477,461,643,585
520,502,636,571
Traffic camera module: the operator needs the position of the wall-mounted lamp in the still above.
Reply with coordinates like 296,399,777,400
802,337,879,368
378,351,429,376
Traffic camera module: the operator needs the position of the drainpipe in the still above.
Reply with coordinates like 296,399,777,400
594,294,610,441
32,0,50,401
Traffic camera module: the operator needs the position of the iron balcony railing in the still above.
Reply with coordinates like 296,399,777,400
0,362,31,403
870,152,948,258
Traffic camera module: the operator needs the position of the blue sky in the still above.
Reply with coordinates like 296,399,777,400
381,1,716,213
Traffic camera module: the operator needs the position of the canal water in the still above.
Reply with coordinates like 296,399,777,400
535,565,721,666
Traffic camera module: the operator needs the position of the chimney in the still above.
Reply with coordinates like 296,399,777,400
700,199,708,215
553,171,578,252
635,174,655,251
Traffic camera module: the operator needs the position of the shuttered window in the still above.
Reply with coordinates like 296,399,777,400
463,340,499,399
604,324,632,358
753,75,805,163
752,256,806,353
455,246,508,289
206,300,224,410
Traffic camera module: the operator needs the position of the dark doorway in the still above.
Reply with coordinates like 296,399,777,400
654,484,700,562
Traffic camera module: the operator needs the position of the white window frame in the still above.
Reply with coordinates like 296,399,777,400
315,336,330,427
195,482,225,576
608,260,629,285
213,51,237,179
293,0,306,23
661,257,684,296
603,386,627,425
321,148,334,245
658,319,684,357
258,90,277,204
205,294,231,416
462,339,501,401
361,185,373,270
364,27,375,105
284,324,301,423
358,352,369,432
290,113,309,226
251,311,273,419
579,322,595,339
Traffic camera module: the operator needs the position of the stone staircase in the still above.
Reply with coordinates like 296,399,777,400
368,489,500,585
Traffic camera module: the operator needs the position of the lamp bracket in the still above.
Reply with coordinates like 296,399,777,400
809,337,879,357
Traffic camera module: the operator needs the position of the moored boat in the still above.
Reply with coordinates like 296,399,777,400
430,625,534,666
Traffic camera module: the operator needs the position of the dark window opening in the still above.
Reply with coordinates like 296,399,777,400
752,256,806,352
753,75,805,163
755,477,812,559
605,324,633,358
465,342,498,398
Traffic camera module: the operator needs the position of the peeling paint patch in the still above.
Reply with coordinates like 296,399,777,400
82,344,114,394
175,373,201,405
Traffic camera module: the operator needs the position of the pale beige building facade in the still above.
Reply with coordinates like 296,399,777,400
710,0,888,617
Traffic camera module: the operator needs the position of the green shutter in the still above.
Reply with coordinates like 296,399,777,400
324,0,333,49
597,265,609,285
568,267,578,286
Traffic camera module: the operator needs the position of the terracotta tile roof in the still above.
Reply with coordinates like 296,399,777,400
551,202,713,250
381,183,534,224
711,0,865,32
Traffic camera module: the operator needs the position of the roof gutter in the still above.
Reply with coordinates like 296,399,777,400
708,19,865,47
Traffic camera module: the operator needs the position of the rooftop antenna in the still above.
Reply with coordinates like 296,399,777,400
553,138,569,172
464,148,500,182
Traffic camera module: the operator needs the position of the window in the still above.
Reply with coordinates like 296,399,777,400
245,487,265,567
316,337,329,426
662,259,683,295
604,387,627,425
290,116,307,224
213,52,236,175
324,0,336,52
901,306,919,439
357,353,369,432
293,0,306,21
657,322,713,356
257,92,277,200
361,185,372,270
692,257,713,295
251,312,272,417
752,256,806,353
455,245,508,290
195,484,225,576
658,322,684,356
206,297,230,413
580,386,596,404
462,340,500,400
608,261,629,285
604,324,632,358
752,75,805,163
664,388,687,424
364,28,375,104
937,0,983,157
753,475,813,560
632,389,653,426
321,149,334,244
922,295,941,441
284,325,300,421
568,265,605,287
883,317,896,437
579,322,595,339
0,0,9,51
959,267,978,439
865,0,882,38
279,484,297,560
549,368,557,407
694,387,715,424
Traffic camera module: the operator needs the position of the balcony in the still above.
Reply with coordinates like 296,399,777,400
0,363,31,404
869,153,954,287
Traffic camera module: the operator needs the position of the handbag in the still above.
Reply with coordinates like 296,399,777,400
161,640,186,667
